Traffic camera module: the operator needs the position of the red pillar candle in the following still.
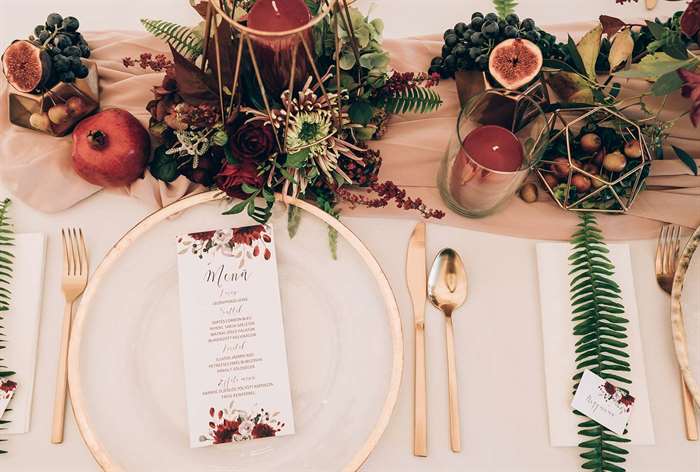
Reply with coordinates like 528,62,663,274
460,125,523,172
247,0,312,99
449,125,526,214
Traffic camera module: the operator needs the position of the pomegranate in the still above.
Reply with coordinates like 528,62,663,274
72,108,150,187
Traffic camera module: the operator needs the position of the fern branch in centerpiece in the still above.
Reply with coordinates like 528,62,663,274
0,198,14,454
569,212,630,472
493,0,518,18
140,19,203,59
379,86,443,115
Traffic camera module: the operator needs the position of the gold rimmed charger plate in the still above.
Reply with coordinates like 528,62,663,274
671,224,700,407
68,191,403,471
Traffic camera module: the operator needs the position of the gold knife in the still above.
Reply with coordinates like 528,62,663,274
406,222,428,457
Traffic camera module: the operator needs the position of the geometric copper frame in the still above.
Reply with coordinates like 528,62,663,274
536,105,652,213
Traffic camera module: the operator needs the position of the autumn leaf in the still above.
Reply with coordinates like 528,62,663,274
577,24,603,79
169,45,219,105
599,15,626,37
608,28,634,71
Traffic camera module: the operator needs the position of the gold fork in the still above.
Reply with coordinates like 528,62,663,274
51,228,88,444
655,224,698,441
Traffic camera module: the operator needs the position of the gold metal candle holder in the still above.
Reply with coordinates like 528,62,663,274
536,105,652,214
198,0,361,156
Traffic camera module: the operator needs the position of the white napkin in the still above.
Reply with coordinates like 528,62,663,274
536,242,655,446
1,233,46,434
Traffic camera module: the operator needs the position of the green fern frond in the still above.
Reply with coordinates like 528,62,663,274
140,18,203,59
0,198,14,454
381,86,442,115
492,0,518,18
569,212,630,472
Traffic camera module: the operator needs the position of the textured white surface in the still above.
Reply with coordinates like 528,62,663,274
0,0,697,471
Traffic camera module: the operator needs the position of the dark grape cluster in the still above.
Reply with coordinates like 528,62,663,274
428,12,565,78
29,13,91,86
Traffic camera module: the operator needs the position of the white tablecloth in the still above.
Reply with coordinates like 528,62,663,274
1,1,697,471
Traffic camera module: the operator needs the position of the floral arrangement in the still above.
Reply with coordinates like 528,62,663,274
177,225,273,261
0,198,14,454
204,406,285,444
125,0,444,255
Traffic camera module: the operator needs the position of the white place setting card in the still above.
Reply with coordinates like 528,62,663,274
2,233,46,434
536,242,655,447
176,224,295,448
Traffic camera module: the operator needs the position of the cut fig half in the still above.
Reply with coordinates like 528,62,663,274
2,40,52,93
488,38,543,91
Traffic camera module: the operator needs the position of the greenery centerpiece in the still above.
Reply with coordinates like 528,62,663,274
126,0,445,256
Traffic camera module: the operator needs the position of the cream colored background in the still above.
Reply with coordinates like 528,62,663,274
0,0,698,471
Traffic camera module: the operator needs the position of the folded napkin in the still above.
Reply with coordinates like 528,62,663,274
1,233,46,433
536,242,655,446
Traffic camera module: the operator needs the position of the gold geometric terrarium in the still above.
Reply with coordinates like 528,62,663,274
536,105,652,213
199,0,360,152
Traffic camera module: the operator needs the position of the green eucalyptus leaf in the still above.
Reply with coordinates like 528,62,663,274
149,145,179,183
348,101,374,125
613,53,694,81
651,70,685,96
672,145,698,176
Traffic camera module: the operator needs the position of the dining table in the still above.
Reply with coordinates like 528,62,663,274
1,0,699,471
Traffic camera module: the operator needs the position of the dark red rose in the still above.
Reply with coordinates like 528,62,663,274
212,419,240,444
214,160,263,199
619,394,635,407
230,120,276,161
251,422,276,439
681,0,700,38
0,380,17,393
604,382,616,395
678,68,700,128
230,225,265,246
189,230,215,241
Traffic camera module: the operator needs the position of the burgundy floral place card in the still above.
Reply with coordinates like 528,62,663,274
571,369,636,435
0,379,17,419
176,225,295,448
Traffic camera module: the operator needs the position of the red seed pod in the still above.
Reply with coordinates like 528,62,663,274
264,248,271,260
253,245,260,257
209,407,215,417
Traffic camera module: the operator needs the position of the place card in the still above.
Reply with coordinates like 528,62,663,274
571,369,635,435
0,379,17,419
176,224,295,448
536,242,655,446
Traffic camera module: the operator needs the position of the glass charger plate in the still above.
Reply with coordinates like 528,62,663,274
68,191,402,471
672,224,700,408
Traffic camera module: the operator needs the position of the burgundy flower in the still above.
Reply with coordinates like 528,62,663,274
251,422,276,439
603,382,617,395
211,419,240,444
230,225,266,246
678,68,700,128
619,394,635,407
214,160,263,199
0,380,17,393
190,230,215,241
230,121,276,161
681,0,700,39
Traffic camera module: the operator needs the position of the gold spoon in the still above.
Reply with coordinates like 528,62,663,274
427,248,468,453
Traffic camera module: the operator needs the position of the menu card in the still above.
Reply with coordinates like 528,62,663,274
176,224,295,448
